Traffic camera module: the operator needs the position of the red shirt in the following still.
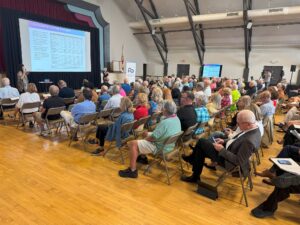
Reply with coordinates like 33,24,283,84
134,105,149,120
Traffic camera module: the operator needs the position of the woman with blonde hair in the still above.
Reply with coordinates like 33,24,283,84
206,92,221,115
149,87,164,115
134,93,149,120
92,97,134,155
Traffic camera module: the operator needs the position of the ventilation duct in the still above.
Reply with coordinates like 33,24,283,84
129,6,300,29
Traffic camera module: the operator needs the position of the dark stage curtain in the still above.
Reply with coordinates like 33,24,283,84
0,8,100,90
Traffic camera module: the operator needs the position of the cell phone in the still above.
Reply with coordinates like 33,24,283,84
278,160,292,165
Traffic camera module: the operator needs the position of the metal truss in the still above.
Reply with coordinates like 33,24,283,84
243,0,252,81
183,0,205,65
135,0,168,75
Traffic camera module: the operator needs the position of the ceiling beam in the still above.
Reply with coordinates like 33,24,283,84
135,0,168,75
183,0,205,66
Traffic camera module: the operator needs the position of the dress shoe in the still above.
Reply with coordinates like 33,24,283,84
180,175,200,183
204,163,217,171
251,206,274,218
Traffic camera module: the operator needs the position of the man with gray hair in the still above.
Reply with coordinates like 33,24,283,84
34,85,65,135
104,85,122,110
181,110,261,183
58,80,75,99
0,77,20,119
0,78,19,99
119,100,182,178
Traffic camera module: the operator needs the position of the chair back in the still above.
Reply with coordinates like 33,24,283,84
134,115,151,128
78,112,98,125
0,98,19,106
101,100,108,108
68,104,75,112
121,120,136,133
21,102,41,111
63,97,75,105
98,108,114,119
46,106,66,117
164,131,184,145
111,107,122,120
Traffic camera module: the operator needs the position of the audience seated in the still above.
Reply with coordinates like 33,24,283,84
252,145,300,218
177,91,197,132
194,95,210,135
246,80,257,98
98,85,111,111
104,85,122,110
0,78,20,119
33,85,65,136
77,82,98,103
181,110,261,183
203,79,212,98
60,88,96,128
14,83,40,126
58,80,75,99
171,81,181,105
231,84,241,111
119,100,181,178
221,87,232,108
121,78,131,95
148,87,163,115
92,97,134,155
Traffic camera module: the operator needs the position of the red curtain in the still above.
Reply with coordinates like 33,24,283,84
0,0,89,72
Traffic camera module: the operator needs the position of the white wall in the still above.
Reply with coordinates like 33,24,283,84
84,0,148,78
147,47,300,84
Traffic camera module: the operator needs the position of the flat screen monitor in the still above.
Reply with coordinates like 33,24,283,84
201,64,222,78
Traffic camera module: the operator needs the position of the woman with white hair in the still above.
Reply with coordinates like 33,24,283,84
119,100,182,178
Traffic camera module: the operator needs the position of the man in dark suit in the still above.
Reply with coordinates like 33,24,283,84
181,110,261,183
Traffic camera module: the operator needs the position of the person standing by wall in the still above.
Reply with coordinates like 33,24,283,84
17,64,29,93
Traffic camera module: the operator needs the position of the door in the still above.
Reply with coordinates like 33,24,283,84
263,66,283,85
177,64,190,78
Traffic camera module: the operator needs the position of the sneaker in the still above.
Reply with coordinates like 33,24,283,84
137,155,149,164
91,147,104,156
251,206,274,218
119,168,138,178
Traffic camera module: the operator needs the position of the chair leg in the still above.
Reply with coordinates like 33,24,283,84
238,167,248,207
162,158,171,185
260,146,264,157
178,152,184,174
119,148,125,164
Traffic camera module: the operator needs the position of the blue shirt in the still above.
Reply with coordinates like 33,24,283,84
260,101,275,117
0,86,20,99
71,100,96,123
121,83,131,95
194,106,210,134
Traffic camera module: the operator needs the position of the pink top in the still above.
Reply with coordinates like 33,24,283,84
120,88,126,97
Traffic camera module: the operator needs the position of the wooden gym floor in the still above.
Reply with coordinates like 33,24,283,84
0,115,299,225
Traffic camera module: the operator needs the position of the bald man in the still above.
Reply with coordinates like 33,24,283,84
181,110,262,183
34,85,65,135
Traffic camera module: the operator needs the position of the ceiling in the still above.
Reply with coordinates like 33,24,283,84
114,0,300,49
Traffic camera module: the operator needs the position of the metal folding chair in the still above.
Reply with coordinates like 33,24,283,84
63,97,75,106
144,131,184,185
216,163,253,207
0,98,19,125
69,112,98,150
146,111,161,131
133,115,151,138
96,108,114,126
17,101,41,129
103,120,136,164
44,106,68,135
110,107,122,121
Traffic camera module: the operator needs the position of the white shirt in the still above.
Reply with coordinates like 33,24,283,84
104,94,122,110
16,92,40,113
204,87,211,97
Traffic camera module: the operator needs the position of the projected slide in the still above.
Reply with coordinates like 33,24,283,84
202,64,222,78
19,19,91,72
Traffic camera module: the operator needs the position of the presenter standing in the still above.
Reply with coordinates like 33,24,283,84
17,64,29,93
